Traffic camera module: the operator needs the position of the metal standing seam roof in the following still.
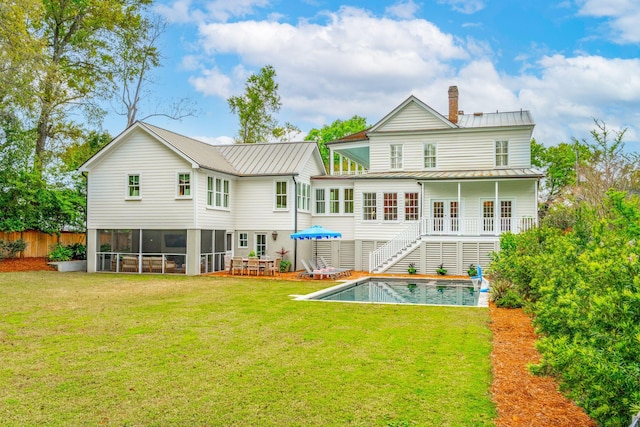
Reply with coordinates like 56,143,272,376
343,168,543,180
142,123,319,177
457,111,534,128
216,141,318,176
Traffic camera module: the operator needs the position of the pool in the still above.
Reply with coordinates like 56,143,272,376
296,277,488,307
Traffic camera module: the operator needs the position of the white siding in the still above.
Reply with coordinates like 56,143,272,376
367,128,532,172
352,179,422,241
196,170,236,230
87,129,196,229
376,102,449,132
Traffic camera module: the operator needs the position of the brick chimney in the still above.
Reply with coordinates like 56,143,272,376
448,86,459,124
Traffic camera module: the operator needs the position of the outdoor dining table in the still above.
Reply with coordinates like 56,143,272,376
229,258,276,276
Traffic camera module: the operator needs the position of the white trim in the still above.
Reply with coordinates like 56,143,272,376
389,143,404,170
423,142,437,169
238,232,248,248
273,179,289,211
494,140,509,168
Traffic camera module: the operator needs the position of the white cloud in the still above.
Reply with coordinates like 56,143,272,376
188,67,234,98
437,0,485,14
515,54,640,147
577,0,640,43
157,0,271,23
385,0,421,19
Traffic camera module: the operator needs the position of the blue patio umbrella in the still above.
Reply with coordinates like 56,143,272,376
290,225,342,266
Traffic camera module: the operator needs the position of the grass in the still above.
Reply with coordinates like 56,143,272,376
0,272,496,426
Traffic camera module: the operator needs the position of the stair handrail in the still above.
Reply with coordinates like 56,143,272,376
369,219,423,272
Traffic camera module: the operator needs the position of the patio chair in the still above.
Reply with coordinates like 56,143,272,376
148,257,164,273
271,257,281,276
224,255,232,273
231,256,244,275
121,256,138,272
165,258,177,273
246,256,260,276
301,259,339,280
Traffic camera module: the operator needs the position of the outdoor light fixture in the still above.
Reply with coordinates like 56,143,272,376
272,230,278,241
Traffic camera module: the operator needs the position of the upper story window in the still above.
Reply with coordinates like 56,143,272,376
315,188,326,214
363,192,377,221
127,174,140,199
177,172,191,198
424,143,437,169
275,181,287,209
207,176,230,208
390,144,403,169
495,140,509,167
297,183,310,211
344,188,354,214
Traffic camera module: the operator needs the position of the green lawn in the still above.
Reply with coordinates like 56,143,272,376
0,272,496,426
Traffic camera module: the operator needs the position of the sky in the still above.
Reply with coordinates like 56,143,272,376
103,0,640,151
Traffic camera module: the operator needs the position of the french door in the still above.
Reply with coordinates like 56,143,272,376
432,200,459,234
482,200,513,233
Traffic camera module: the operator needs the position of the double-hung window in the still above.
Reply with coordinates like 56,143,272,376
207,177,230,208
424,143,436,168
238,233,248,248
315,189,326,214
390,144,403,169
343,188,354,214
495,140,509,167
127,174,140,199
383,193,398,221
363,192,377,221
177,172,191,197
275,181,287,209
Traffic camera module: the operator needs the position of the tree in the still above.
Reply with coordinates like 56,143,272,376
574,120,640,215
227,65,281,144
112,15,197,128
531,139,590,213
21,0,152,174
305,115,369,167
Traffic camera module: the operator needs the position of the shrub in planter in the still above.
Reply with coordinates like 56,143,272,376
436,263,447,275
279,259,291,273
467,263,478,277
407,263,417,274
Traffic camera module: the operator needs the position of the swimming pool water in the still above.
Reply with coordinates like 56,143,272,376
307,278,480,306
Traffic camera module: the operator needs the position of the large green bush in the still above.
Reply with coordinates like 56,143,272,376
490,191,640,427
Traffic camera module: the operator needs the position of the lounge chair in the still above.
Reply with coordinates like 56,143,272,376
301,259,340,280
319,256,352,277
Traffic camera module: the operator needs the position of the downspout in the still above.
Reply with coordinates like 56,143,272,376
82,171,89,269
292,175,298,272
417,181,423,235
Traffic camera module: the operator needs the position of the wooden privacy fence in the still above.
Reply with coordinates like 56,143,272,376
0,231,86,258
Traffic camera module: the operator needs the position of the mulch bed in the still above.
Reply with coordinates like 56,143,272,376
0,257,56,272
1,258,596,426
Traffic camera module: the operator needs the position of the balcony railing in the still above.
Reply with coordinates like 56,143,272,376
420,216,536,236
369,216,537,272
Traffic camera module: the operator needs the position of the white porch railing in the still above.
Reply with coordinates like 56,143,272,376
421,216,536,236
369,216,537,272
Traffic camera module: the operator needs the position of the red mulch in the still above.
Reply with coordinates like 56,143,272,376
0,257,55,272
0,258,597,426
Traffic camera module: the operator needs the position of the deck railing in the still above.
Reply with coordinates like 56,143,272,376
369,216,537,272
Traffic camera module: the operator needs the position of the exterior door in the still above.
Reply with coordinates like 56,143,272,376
432,200,459,234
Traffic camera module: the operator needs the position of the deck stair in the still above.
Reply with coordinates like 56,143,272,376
369,220,423,273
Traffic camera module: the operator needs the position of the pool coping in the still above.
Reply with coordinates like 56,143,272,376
294,276,489,308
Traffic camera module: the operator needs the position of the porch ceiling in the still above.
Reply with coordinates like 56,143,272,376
333,146,370,169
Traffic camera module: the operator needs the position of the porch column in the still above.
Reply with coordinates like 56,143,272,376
495,181,499,236
186,229,201,276
87,229,97,273
338,154,343,175
457,182,462,236
329,147,334,175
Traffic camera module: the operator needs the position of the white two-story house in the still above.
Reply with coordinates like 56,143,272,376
80,87,541,275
